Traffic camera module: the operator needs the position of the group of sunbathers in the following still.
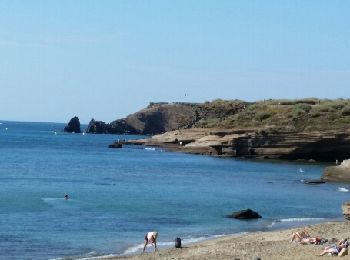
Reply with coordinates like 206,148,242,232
318,238,349,257
291,229,349,256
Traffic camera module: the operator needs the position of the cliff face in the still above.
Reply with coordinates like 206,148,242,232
88,98,350,135
114,128,350,163
86,101,247,134
87,103,198,134
89,98,350,164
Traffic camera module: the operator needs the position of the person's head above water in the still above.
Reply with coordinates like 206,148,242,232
64,194,69,200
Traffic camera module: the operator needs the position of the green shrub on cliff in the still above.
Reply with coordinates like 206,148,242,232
170,98,350,131
341,106,350,116
292,104,311,119
255,112,272,121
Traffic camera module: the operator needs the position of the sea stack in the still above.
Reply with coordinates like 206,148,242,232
64,116,81,133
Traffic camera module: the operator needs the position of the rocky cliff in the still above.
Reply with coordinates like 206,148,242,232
114,128,350,162
86,100,247,135
88,98,350,135
90,98,350,163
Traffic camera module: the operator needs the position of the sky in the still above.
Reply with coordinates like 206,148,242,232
0,0,349,123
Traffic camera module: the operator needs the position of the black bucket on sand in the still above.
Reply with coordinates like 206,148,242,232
175,237,181,248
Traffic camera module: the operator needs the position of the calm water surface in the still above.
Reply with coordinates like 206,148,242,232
0,121,349,260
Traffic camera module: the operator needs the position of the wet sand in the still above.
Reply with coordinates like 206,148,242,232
108,221,350,260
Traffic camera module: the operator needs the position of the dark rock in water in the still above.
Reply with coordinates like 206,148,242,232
303,179,326,185
225,208,262,219
64,116,81,133
108,143,122,148
86,118,109,134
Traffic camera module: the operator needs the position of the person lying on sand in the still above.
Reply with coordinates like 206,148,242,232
318,238,348,256
299,237,326,245
291,230,311,242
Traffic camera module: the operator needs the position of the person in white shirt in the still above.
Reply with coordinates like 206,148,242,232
142,231,158,253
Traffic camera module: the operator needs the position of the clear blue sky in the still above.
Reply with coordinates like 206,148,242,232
0,0,349,123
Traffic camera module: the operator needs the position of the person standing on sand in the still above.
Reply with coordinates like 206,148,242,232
142,231,158,253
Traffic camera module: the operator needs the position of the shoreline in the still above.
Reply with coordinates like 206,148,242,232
104,221,350,260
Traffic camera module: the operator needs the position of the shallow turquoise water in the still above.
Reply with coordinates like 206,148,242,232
0,121,349,260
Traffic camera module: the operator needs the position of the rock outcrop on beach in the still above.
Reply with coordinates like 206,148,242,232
64,116,81,133
322,159,350,182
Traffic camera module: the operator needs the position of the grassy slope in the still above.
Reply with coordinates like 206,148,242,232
194,98,350,132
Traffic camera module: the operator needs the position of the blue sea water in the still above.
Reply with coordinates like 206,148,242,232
0,121,349,260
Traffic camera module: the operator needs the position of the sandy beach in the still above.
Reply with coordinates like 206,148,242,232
108,221,350,260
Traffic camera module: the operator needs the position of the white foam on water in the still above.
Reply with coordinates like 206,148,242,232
41,197,75,208
269,217,327,228
122,243,147,255
50,252,119,260
76,254,119,260
337,187,349,192
42,197,64,203
278,217,326,222
121,234,238,256
145,147,156,151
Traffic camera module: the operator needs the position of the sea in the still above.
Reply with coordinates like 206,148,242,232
0,121,349,260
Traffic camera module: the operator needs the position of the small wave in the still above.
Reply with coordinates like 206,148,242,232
76,254,119,260
278,217,326,222
42,197,64,202
50,252,119,260
122,235,228,255
268,217,327,228
145,147,156,151
337,187,349,192
41,197,74,207
122,243,147,255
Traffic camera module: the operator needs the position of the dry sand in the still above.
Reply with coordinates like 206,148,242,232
107,221,350,260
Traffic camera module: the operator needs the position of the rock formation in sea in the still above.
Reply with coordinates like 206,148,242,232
225,209,262,219
86,119,109,134
322,159,350,182
64,116,81,133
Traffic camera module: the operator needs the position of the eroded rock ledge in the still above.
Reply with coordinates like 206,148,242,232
322,159,350,182
111,128,350,162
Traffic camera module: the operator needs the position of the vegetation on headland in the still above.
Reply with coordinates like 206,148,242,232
86,98,350,136
109,98,350,164
193,98,350,132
